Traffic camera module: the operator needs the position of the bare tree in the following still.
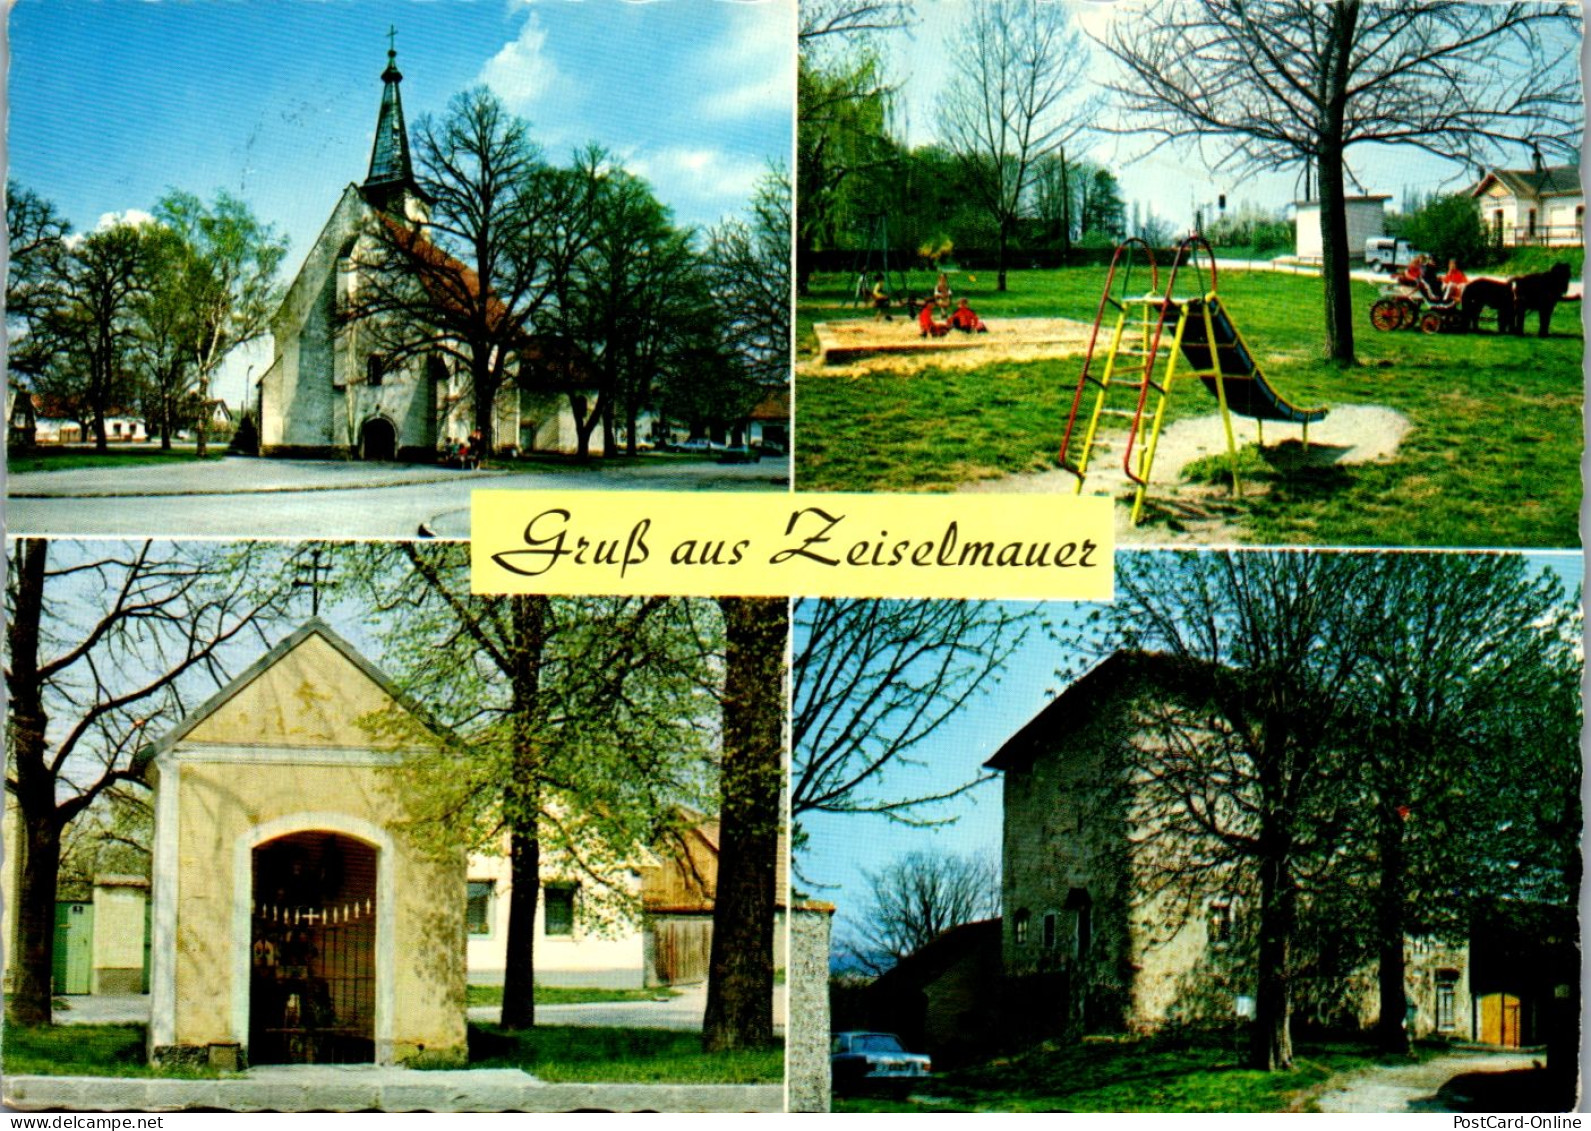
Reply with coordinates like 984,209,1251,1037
798,0,914,44
707,166,793,392
5,181,71,331
346,88,598,454
937,0,1094,291
702,598,787,1052
1098,0,1582,363
792,599,1034,827
843,850,1000,974
5,540,295,1026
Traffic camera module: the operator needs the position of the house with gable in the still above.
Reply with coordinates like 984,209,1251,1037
985,650,1482,1044
1470,164,1584,248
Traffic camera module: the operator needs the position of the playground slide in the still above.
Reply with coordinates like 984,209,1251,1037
1173,297,1327,426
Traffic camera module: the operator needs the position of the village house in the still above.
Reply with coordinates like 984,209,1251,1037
1470,163,1584,248
983,651,1520,1047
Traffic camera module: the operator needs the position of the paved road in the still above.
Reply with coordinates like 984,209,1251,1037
1313,1049,1542,1113
56,982,785,1036
7,455,791,539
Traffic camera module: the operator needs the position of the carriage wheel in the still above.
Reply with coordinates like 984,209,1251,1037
1398,300,1420,330
1419,311,1444,335
1369,298,1404,332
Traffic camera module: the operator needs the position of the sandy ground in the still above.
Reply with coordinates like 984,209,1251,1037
1313,1049,1542,1113
959,404,1411,546
806,316,1096,375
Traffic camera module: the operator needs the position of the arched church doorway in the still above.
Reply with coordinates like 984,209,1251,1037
249,832,377,1064
359,417,397,462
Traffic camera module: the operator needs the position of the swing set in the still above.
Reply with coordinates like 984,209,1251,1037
1058,235,1328,525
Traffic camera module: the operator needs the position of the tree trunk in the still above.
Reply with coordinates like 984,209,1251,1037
1317,2,1359,366
499,823,541,1029
1374,804,1411,1053
473,356,498,456
996,221,1010,293
702,598,785,1052
1250,852,1295,1070
6,539,57,1028
499,595,549,1029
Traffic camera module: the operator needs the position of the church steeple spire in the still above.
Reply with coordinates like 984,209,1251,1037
363,29,420,209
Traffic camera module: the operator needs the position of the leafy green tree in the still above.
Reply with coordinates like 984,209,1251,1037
1079,168,1127,244
1400,193,1489,269
154,190,287,458
1337,555,1579,1053
341,543,722,1029
28,222,164,451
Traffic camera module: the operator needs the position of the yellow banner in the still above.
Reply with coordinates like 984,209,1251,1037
471,491,1113,599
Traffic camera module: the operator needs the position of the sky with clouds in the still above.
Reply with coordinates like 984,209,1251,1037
8,0,793,401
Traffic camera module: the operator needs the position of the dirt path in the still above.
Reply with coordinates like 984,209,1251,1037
1313,1049,1542,1113
958,404,1410,546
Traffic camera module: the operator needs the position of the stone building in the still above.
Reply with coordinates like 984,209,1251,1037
258,46,597,461
144,620,466,1067
986,650,1477,1042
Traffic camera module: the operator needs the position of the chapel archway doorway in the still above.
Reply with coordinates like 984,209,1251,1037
359,417,397,462
248,832,377,1064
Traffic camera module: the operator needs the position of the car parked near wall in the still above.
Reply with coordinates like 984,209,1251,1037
831,1031,932,1096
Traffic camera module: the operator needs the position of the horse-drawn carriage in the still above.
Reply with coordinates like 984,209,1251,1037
1369,282,1464,335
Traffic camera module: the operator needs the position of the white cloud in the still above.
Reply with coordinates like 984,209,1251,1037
95,208,157,231
688,3,794,122
477,13,568,114
627,146,766,222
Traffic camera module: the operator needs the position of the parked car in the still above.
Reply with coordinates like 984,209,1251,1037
716,445,761,463
830,1031,932,1096
673,438,720,453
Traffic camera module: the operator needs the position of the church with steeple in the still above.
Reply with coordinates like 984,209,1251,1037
258,41,592,461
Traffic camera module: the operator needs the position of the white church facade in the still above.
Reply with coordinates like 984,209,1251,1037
257,46,597,462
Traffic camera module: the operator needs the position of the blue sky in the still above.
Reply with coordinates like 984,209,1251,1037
799,551,1583,962
8,0,793,403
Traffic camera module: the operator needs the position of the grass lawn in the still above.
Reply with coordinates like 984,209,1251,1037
2,1023,220,1079
7,448,229,474
796,267,1582,547
5,1019,781,1086
466,984,679,1008
834,1034,1438,1113
457,1022,783,1084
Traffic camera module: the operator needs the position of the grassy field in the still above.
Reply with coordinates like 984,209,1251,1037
796,266,1582,547
2,1023,221,1078
7,447,229,473
466,984,679,1007
460,1023,783,1084
834,1034,1437,1113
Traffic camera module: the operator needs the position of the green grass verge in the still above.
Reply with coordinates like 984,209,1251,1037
466,984,680,1008
456,1022,783,1084
2,1023,221,1078
796,267,1582,547
7,448,230,473
836,1034,1439,1113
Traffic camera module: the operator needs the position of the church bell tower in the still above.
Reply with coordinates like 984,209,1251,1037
362,31,426,216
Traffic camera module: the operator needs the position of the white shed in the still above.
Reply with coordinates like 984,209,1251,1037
1294,195,1391,262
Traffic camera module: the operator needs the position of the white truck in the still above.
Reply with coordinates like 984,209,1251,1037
1365,237,1425,274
